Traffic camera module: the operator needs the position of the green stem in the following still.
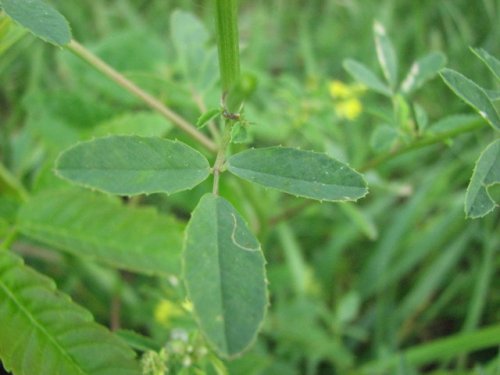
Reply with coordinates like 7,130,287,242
0,227,18,251
359,118,486,171
0,162,29,202
211,0,242,195
66,40,217,153
358,324,500,374
269,118,488,225
215,0,241,95
212,121,232,195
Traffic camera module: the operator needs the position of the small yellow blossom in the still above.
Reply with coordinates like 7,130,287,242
329,80,366,99
329,80,352,99
181,299,193,312
154,300,183,326
328,80,366,120
335,98,363,120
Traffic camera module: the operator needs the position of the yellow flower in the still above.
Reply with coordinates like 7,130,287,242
329,80,352,99
335,98,363,120
154,300,183,326
328,79,366,120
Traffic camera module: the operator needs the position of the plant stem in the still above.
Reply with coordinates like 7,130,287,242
0,162,29,202
212,121,232,195
359,118,485,171
212,0,242,195
66,40,217,153
214,0,240,95
0,227,18,251
269,118,487,224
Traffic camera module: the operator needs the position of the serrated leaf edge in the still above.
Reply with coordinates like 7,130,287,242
54,135,211,196
464,139,500,218
227,147,369,203
182,194,269,359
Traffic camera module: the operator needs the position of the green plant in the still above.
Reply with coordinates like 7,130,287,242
0,0,499,374
1,0,367,370
440,48,500,218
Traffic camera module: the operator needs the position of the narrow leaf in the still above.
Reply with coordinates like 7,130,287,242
115,330,161,352
414,103,429,133
361,324,500,374
427,114,479,135
0,251,141,375
486,89,500,101
401,52,447,94
0,0,71,46
92,112,172,138
343,59,392,96
55,136,211,196
465,139,500,218
171,10,219,91
227,147,368,202
230,123,250,144
370,124,399,152
471,47,500,80
374,21,398,89
440,68,500,130
17,189,184,276
183,194,268,358
197,108,221,128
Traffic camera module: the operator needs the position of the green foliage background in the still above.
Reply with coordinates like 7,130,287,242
0,0,499,374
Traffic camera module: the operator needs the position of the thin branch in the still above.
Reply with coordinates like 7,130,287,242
66,40,217,153
359,118,485,172
212,121,232,195
269,118,487,225
0,162,29,202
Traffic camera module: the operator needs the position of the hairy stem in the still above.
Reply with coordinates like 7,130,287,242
66,40,217,153
212,0,242,194
215,0,240,94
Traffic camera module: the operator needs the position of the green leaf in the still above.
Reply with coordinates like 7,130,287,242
465,139,500,218
339,203,378,240
183,194,268,358
196,108,222,128
401,52,447,94
343,59,392,96
414,103,429,133
0,250,141,375
17,189,184,276
373,21,398,89
440,68,500,131
230,123,250,144
55,136,211,196
227,147,368,202
92,112,172,138
471,47,500,80
370,124,399,152
115,330,161,352
360,324,500,374
0,15,28,56
59,29,168,105
486,89,500,101
427,114,479,135
170,10,218,92
0,0,71,46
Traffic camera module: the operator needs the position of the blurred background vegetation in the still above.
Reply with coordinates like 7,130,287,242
1,0,499,374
